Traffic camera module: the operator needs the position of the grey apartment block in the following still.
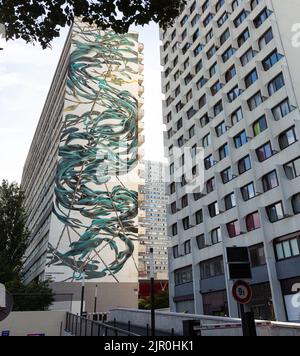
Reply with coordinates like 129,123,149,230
139,161,170,280
161,0,300,321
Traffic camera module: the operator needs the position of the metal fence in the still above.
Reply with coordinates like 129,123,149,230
65,313,141,337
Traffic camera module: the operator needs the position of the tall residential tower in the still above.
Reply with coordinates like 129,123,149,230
22,22,144,313
161,0,300,321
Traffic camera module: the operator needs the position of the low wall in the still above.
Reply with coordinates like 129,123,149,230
0,311,67,336
108,308,300,336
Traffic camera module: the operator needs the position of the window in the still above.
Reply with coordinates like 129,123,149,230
248,91,263,111
253,115,267,136
189,125,195,139
227,86,241,103
178,136,184,148
225,65,236,82
217,12,229,28
221,167,234,184
208,202,220,218
234,10,248,28
201,257,224,279
272,99,291,121
170,163,174,175
211,81,222,96
207,177,216,194
249,244,266,267
207,45,217,60
254,8,272,28
245,69,258,88
241,48,256,66
172,223,178,236
246,212,261,232
180,15,189,27
177,118,183,130
175,266,193,286
205,154,215,170
257,142,273,162
219,143,229,160
199,94,207,109
279,127,297,150
204,13,214,27
216,0,225,12
171,202,177,215
231,107,243,125
182,217,190,231
268,73,285,95
202,0,209,12
214,100,223,116
196,234,206,250
241,182,256,201
206,29,214,43
234,130,248,148
173,246,179,259
182,29,187,41
262,170,279,192
259,28,273,49
227,220,241,238
263,50,284,71
220,28,230,45
193,28,200,42
184,240,191,255
170,182,176,194
196,210,203,225
232,0,242,11
209,62,218,77
196,60,203,73
191,14,201,26
180,154,185,168
175,86,181,97
194,43,204,56
197,76,207,89
200,114,210,128
185,73,193,85
291,193,300,214
225,192,236,210
251,0,262,10
176,101,184,113
184,58,190,71
238,28,250,47
238,155,251,174
284,157,300,180
266,202,285,223
182,194,188,209
202,133,212,148
275,237,300,261
216,121,226,137
222,46,236,63
211,228,222,245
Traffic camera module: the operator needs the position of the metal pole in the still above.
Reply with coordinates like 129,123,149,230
94,284,98,314
150,247,156,337
240,304,257,337
80,270,86,317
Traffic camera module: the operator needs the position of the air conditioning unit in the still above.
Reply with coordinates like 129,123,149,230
0,284,6,309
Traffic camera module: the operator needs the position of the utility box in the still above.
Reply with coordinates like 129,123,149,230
0,284,6,309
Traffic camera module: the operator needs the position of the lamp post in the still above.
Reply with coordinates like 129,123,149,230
80,270,86,317
150,248,156,337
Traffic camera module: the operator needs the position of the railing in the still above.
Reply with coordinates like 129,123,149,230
65,313,141,337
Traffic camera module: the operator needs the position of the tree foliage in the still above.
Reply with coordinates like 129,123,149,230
139,290,170,310
0,0,186,49
0,180,54,311
0,180,30,284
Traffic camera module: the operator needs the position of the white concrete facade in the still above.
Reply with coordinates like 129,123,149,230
161,0,300,321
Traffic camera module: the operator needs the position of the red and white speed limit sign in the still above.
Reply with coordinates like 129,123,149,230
232,280,253,305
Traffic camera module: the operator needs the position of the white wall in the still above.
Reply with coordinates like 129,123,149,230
0,311,66,337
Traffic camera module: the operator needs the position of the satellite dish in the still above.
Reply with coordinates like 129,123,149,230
0,284,13,322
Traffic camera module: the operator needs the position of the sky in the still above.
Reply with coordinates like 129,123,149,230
0,23,165,183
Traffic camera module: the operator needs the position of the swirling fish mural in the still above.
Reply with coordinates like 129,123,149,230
47,22,144,282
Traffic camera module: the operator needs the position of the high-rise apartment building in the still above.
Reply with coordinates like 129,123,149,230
161,0,300,321
22,22,144,313
139,161,169,281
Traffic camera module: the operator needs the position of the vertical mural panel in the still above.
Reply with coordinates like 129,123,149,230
46,22,144,283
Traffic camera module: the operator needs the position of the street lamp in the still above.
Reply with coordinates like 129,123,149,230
150,248,156,337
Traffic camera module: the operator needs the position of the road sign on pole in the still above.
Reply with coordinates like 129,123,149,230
232,280,253,305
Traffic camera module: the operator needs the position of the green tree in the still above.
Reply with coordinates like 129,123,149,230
0,180,54,311
139,290,170,310
0,0,187,49
0,180,29,284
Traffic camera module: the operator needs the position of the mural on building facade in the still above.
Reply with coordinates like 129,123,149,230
47,23,143,281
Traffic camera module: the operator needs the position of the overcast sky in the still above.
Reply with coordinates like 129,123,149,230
0,23,165,184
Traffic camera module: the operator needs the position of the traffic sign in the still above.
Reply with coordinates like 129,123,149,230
232,280,253,305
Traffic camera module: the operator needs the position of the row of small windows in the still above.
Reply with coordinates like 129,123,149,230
165,28,276,125
174,233,300,284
